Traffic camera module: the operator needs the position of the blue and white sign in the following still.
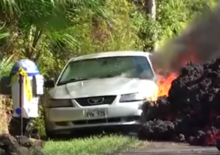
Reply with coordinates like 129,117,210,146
10,59,39,77
10,59,43,118
15,108,22,115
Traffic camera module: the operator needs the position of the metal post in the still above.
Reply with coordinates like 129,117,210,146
19,74,23,136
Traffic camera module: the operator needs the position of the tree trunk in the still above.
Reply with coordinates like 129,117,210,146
144,0,157,51
145,0,156,20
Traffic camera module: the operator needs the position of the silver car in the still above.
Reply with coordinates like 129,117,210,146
44,51,159,137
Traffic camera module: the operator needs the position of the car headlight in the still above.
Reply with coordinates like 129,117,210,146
48,99,73,108
119,92,144,102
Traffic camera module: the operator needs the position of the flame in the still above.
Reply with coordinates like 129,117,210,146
156,51,199,97
157,72,178,96
179,51,200,66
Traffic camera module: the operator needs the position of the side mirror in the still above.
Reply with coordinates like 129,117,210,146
44,80,55,88
0,76,11,95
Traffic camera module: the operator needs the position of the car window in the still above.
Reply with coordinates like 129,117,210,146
57,56,155,85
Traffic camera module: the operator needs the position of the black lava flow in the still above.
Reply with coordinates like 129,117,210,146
138,57,220,146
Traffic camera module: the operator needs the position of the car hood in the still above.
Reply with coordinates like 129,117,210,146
49,77,157,99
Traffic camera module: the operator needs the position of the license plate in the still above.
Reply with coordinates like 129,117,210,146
84,109,107,118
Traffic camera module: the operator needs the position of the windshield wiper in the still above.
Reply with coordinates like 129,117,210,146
58,78,89,85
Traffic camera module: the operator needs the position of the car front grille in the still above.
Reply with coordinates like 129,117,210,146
75,96,116,106
73,117,121,125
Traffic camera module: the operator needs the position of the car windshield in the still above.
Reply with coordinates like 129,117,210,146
57,56,154,85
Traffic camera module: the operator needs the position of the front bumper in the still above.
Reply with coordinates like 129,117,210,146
45,102,143,131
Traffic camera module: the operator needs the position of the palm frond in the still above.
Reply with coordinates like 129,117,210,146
0,31,9,40
0,24,9,40
0,54,14,79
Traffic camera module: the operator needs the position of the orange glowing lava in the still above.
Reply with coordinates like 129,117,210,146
157,72,178,96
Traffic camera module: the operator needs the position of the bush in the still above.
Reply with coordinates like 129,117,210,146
0,94,46,136
0,95,12,134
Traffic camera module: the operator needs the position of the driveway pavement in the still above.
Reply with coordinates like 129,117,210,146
118,142,219,155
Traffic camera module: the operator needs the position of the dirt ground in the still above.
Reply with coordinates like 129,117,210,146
118,142,219,155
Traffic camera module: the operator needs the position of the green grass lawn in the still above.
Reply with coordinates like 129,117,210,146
43,135,142,155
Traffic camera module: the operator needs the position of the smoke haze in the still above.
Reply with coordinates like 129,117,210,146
150,3,220,73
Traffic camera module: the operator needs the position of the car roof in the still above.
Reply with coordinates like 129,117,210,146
69,51,152,62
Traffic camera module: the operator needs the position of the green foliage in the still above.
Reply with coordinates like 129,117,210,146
91,0,143,51
0,54,14,79
155,0,217,47
37,0,146,79
33,106,45,136
0,25,14,78
0,0,109,59
137,15,161,51
0,25,9,40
